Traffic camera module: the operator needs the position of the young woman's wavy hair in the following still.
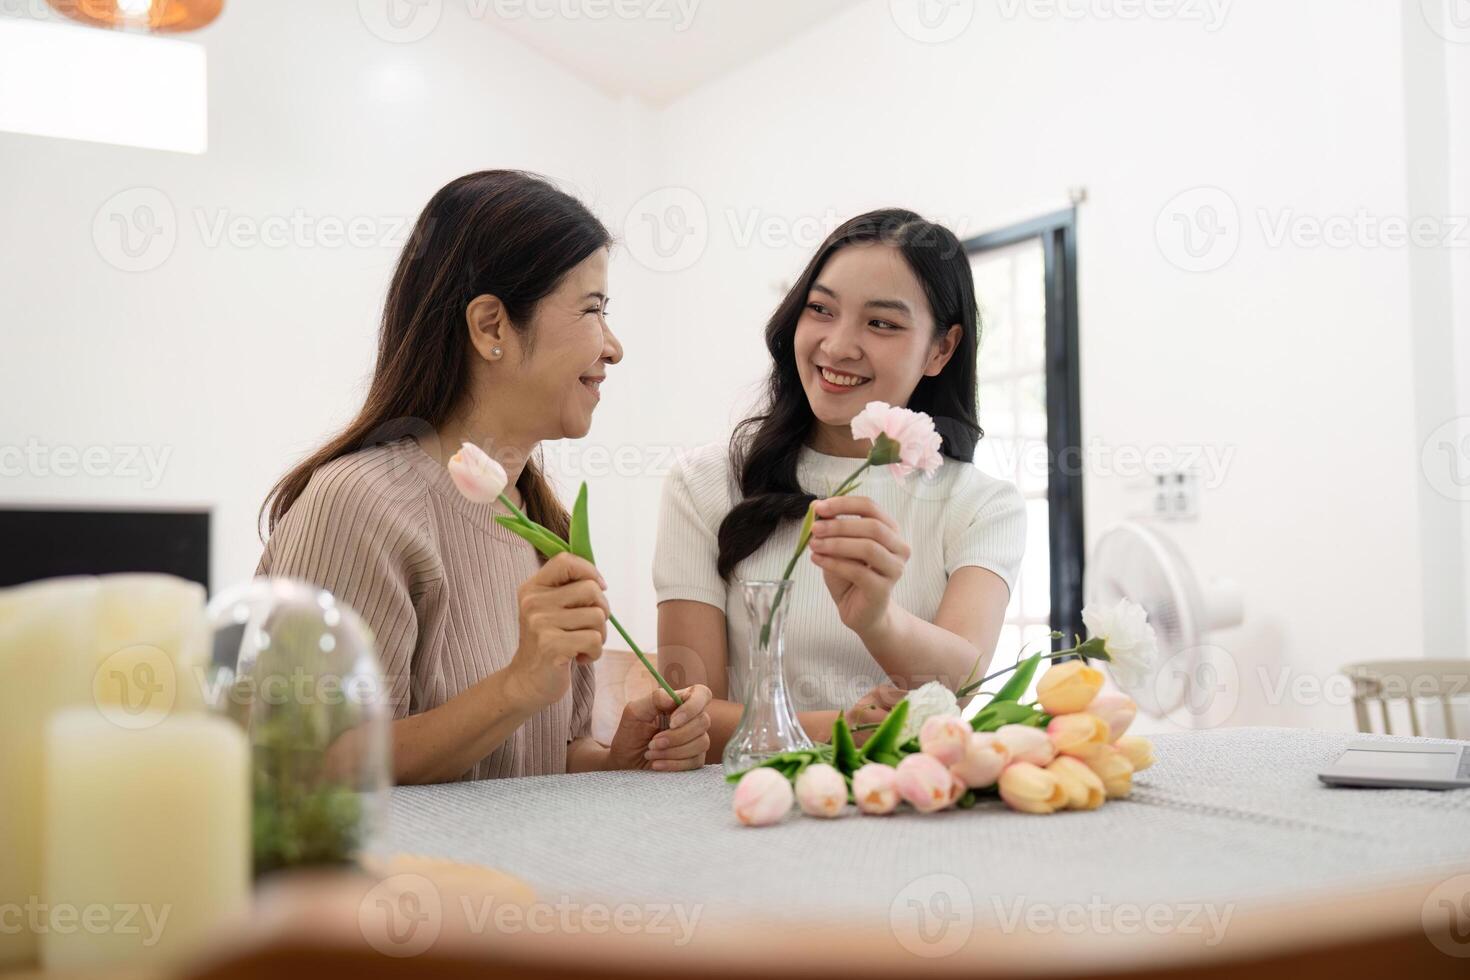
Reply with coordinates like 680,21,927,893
261,170,612,539
715,209,982,580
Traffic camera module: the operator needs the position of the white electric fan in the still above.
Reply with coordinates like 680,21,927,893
1084,521,1244,723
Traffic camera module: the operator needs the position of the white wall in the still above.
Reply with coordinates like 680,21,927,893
2,0,1464,732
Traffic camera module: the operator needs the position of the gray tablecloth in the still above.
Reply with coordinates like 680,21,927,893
379,728,1470,927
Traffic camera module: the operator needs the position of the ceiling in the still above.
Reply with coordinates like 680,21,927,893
485,0,865,107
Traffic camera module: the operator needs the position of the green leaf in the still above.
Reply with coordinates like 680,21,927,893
569,482,595,564
494,516,568,558
831,715,861,774
970,699,1043,732
991,652,1041,704
795,502,818,555
867,432,901,466
860,699,909,761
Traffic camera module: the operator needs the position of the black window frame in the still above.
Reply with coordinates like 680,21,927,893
962,208,1085,648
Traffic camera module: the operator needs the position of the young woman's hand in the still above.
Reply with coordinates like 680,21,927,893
607,684,713,771
807,495,911,638
505,553,609,708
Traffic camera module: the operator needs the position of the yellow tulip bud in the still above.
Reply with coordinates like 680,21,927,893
1046,712,1109,757
1036,661,1105,715
1115,735,1156,772
1083,744,1134,799
998,762,1068,814
1046,755,1106,811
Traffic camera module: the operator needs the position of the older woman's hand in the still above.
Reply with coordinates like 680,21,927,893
607,684,713,772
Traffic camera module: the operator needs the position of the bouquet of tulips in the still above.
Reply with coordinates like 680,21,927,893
728,597,1160,825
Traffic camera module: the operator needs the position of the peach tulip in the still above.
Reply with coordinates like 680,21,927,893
1035,660,1105,715
1046,756,1106,811
895,753,956,813
1086,692,1138,742
950,732,1010,789
1047,712,1109,758
852,763,900,815
919,715,970,767
447,441,509,504
1115,735,1156,772
794,763,848,818
995,723,1056,766
998,762,1068,814
733,767,794,826
1083,744,1135,799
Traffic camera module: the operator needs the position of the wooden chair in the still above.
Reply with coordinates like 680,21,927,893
1343,659,1470,738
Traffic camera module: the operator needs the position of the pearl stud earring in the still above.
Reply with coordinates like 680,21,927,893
492,346,502,357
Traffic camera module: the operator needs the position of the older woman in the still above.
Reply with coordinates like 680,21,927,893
259,170,711,784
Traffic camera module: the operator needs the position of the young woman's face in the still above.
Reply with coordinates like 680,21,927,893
519,248,621,440
793,243,955,429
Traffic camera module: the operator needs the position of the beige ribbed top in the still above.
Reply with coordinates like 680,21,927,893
257,437,595,781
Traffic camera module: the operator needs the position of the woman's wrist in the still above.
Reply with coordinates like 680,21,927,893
853,603,907,651
484,661,549,722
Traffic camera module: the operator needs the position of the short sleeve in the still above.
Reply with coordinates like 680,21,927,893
257,462,440,720
652,454,728,610
943,476,1028,596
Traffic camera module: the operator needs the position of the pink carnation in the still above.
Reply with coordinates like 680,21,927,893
849,401,944,478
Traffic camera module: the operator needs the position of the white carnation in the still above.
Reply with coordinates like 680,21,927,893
1081,597,1159,691
899,680,960,742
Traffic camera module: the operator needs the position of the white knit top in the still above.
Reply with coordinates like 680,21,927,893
652,441,1027,712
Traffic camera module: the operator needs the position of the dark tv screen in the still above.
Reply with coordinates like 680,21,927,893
0,508,210,591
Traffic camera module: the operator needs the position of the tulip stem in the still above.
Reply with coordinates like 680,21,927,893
497,492,683,709
956,646,1083,699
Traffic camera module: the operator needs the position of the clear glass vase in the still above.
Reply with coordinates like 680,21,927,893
721,579,813,774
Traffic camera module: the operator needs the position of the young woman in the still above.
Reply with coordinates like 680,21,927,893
259,170,712,784
654,209,1026,760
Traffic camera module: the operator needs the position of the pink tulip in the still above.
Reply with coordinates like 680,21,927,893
447,441,509,504
733,767,794,826
998,762,1068,814
995,724,1056,766
1086,693,1138,742
852,763,900,815
1115,735,1156,772
950,732,1010,789
849,401,944,478
1046,756,1106,811
919,715,970,767
1046,713,1109,758
794,763,848,818
894,753,956,813
1035,661,1105,715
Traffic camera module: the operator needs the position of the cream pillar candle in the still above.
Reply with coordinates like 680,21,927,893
0,573,208,967
41,707,250,970
0,578,99,967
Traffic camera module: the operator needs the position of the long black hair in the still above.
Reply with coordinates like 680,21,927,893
715,209,982,580
263,170,612,539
